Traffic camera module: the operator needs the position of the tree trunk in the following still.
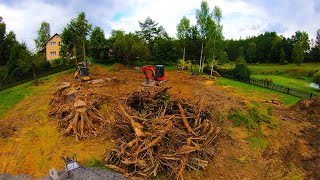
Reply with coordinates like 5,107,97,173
211,38,216,76
32,64,37,81
210,57,214,76
201,55,205,73
199,43,203,73
182,46,186,71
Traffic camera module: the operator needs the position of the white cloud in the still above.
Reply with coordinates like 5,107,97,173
0,0,319,49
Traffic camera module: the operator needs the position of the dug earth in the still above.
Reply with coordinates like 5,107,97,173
0,65,319,179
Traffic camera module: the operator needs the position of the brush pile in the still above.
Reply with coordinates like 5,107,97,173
49,82,109,140
104,87,220,179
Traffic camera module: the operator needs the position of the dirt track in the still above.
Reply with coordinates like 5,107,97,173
0,65,319,179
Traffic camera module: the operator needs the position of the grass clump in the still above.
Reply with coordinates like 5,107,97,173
246,136,268,150
227,104,278,129
84,159,109,170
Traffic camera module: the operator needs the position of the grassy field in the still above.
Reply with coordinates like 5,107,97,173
251,74,320,95
0,71,70,118
216,77,301,106
0,82,34,118
248,63,320,74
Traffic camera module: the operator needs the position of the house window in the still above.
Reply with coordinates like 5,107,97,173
50,52,56,56
59,42,63,46
50,42,56,46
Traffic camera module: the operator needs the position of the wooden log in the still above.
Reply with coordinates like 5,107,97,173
177,103,196,135
119,103,146,137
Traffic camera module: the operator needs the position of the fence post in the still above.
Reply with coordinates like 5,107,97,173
287,88,290,94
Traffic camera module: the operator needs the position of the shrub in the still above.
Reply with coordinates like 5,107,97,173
313,71,320,88
50,58,74,68
177,59,191,70
232,62,251,82
308,69,319,77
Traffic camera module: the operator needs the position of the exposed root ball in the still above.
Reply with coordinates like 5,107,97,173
49,82,109,140
104,87,220,179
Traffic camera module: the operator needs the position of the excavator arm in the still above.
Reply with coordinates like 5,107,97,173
141,66,156,82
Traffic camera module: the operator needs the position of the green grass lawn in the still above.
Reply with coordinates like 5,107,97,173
251,75,320,95
0,70,70,118
217,77,301,106
248,63,320,74
0,82,35,118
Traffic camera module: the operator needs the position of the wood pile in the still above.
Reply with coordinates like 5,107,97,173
104,87,220,179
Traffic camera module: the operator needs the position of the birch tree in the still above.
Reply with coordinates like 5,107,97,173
177,16,191,70
196,1,211,73
34,21,50,52
209,6,222,76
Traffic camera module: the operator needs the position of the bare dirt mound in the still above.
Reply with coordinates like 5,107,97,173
111,63,127,71
288,97,320,178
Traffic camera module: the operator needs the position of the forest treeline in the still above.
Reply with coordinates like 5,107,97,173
0,0,320,86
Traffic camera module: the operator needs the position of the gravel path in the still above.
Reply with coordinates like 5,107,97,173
0,167,128,180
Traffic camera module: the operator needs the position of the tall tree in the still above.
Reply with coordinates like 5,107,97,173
113,32,149,66
152,37,179,64
236,47,246,63
1,31,17,66
61,12,92,64
89,26,107,62
137,17,159,46
7,42,32,80
292,41,304,66
247,42,256,63
177,16,191,70
185,25,201,68
196,0,211,72
208,5,223,76
0,16,6,66
34,21,50,51
315,29,320,48
279,48,288,65
291,31,310,52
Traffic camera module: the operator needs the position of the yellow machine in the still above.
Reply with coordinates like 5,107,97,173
75,62,90,81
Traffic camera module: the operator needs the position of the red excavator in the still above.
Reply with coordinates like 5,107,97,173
141,65,166,86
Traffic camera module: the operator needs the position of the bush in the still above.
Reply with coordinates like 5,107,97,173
313,71,320,87
50,58,74,68
177,59,191,70
308,69,319,77
232,62,251,81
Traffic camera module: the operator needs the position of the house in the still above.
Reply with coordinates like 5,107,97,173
44,33,62,61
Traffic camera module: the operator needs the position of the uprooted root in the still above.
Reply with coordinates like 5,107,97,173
104,87,221,179
49,82,109,140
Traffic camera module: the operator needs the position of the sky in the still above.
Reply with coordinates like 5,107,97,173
0,0,319,50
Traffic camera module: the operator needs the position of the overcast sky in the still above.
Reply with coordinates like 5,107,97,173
0,0,319,50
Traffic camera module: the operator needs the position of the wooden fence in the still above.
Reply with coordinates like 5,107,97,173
248,78,316,99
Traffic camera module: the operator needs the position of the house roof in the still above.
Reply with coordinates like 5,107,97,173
44,33,61,46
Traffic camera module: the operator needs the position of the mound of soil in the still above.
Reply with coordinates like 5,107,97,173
293,97,320,125
289,97,320,178
111,63,127,71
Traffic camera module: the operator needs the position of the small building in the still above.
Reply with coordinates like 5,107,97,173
44,33,62,61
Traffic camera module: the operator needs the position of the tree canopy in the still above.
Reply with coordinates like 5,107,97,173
34,21,50,51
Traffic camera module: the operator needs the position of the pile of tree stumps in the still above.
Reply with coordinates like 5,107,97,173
49,82,109,140
104,87,220,179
